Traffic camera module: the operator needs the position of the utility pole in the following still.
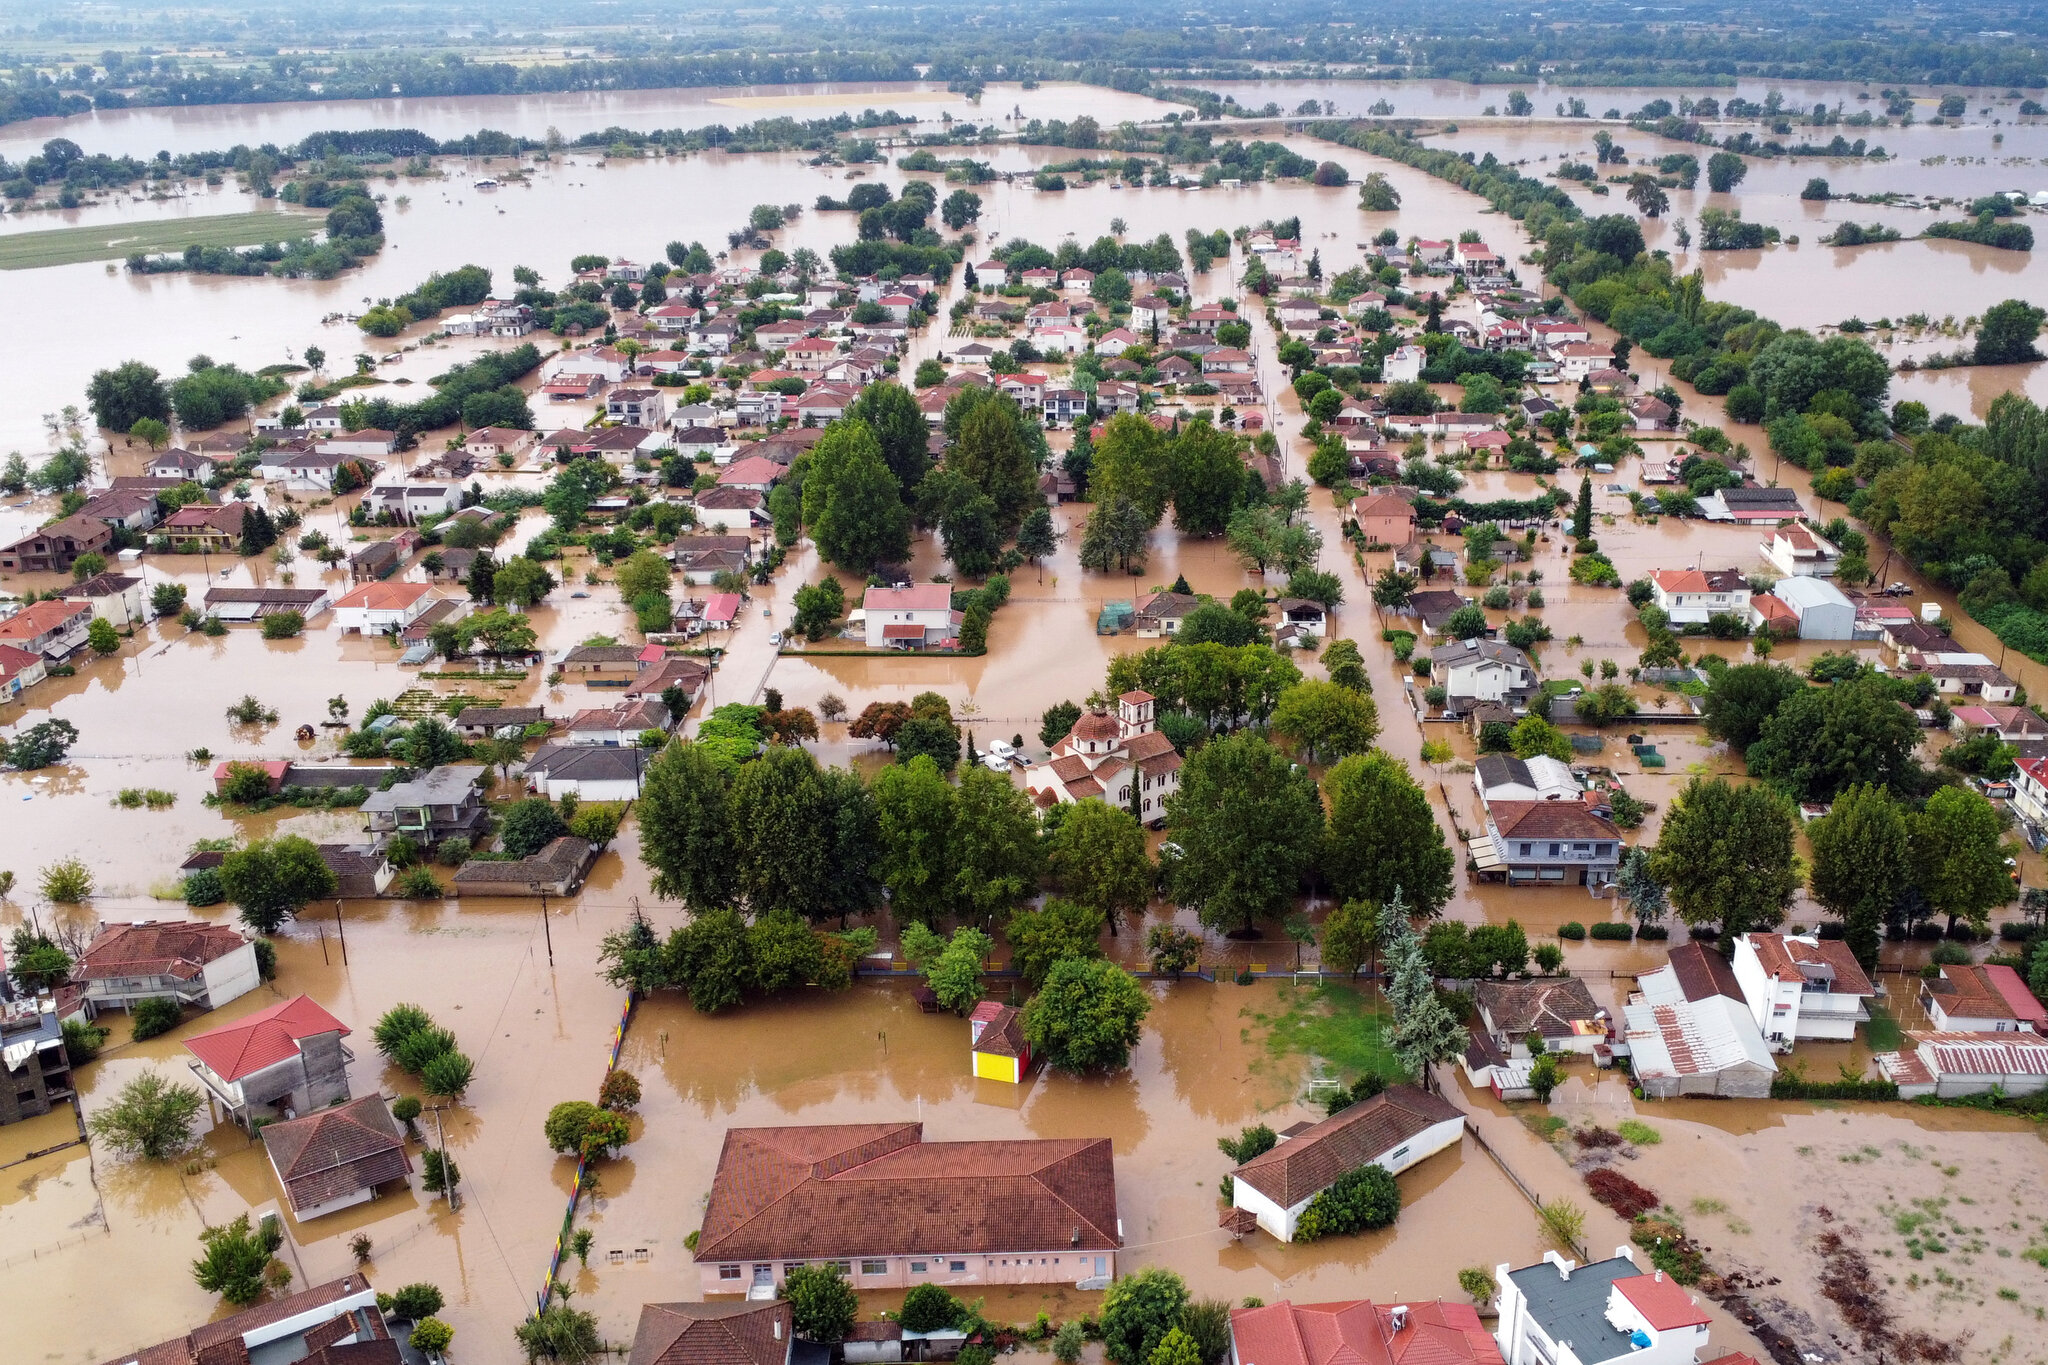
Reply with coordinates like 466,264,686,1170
532,882,554,965
334,900,347,965
432,1103,458,1210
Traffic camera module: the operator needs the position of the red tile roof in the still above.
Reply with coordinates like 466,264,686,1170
1228,1300,1502,1365
971,1003,1030,1059
332,582,430,612
1232,1085,1463,1207
1747,933,1874,996
261,1095,412,1213
1927,964,2048,1025
1613,1273,1710,1330
77,920,250,983
630,1301,793,1365
694,1123,1119,1261
185,994,350,1082
864,584,953,613
96,1276,378,1365
1487,801,1622,841
0,599,89,638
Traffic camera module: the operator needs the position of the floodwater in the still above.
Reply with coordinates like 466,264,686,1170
6,86,2048,1363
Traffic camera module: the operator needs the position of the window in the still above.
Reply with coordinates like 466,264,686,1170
1519,843,1532,856
720,1266,742,1280
1548,843,1561,856
1390,1145,1410,1162
610,1250,627,1266
911,1261,928,1273
828,1260,853,1276
949,1260,968,1273
783,1263,805,1273
861,1260,888,1276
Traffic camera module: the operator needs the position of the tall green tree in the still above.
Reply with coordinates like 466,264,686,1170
1006,899,1106,987
1571,475,1593,539
1701,663,1806,754
951,765,1044,927
780,1264,860,1342
1746,673,1922,802
1648,778,1796,942
1168,418,1248,537
1271,680,1380,763
1807,782,1907,970
901,922,991,1013
873,755,959,924
947,389,1039,529
87,1069,205,1159
1379,892,1467,1088
86,360,170,432
1322,751,1456,919
729,746,836,916
637,741,739,909
1101,1268,1190,1365
1093,413,1174,526
1165,733,1323,935
1912,785,2014,936
848,381,932,499
218,835,339,934
1022,957,1152,1074
806,419,910,572
1046,800,1154,935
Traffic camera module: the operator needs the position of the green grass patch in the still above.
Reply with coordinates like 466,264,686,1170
0,209,322,270
1241,981,1407,1087
1863,1002,1903,1053
1617,1119,1661,1145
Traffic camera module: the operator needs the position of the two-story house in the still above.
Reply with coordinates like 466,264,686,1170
863,584,960,650
72,920,261,1018
184,994,353,1128
1762,524,1840,578
60,571,149,628
1494,1249,1713,1365
0,999,75,1127
360,764,488,842
1731,932,1875,1050
1431,639,1538,710
0,599,94,661
0,511,115,573
1481,802,1624,887
2013,757,2048,835
1647,567,1751,625
1382,345,1426,383
608,386,669,428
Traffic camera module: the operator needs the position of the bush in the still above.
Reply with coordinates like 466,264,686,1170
130,996,183,1040
1293,1163,1401,1239
1533,943,1564,972
395,1026,458,1074
1636,925,1669,940
385,1282,446,1321
1588,921,1634,941
1556,922,1586,941
900,1282,965,1332
1585,1167,1659,1219
598,1069,642,1112
374,1003,435,1060
1769,1073,1898,1101
63,1017,109,1064
182,868,225,906
391,1095,422,1124
420,1050,474,1100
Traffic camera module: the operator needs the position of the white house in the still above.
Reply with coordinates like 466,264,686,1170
331,582,435,635
1023,692,1183,826
1430,638,1537,706
148,448,217,481
606,386,669,429
564,699,670,747
2014,756,2048,833
367,483,461,523
1473,754,1580,805
1916,964,2047,1033
1494,1249,1712,1365
1383,345,1426,383
524,744,647,801
1228,1086,1464,1242
1877,1031,2048,1098
72,920,261,1017
1749,575,1854,640
315,430,397,458
863,583,960,650
1554,342,1617,382
1761,524,1840,577
1898,650,2019,702
1647,567,1750,625
1730,932,1875,1050
60,572,149,628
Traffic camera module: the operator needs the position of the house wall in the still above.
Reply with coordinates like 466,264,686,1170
1932,1070,2048,1098
539,775,642,802
972,1051,1022,1083
1229,1116,1464,1242
200,944,263,1010
701,1248,1112,1297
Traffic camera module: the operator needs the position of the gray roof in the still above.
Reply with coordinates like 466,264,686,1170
1431,638,1534,672
1475,754,1534,792
528,744,647,782
360,764,484,812
1719,485,1803,506
1505,1255,1638,1364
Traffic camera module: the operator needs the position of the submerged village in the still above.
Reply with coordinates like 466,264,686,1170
7,55,2048,1365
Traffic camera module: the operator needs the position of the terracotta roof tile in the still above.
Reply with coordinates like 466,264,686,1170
1232,1086,1462,1207
695,1123,1118,1261
185,995,350,1082
630,1301,793,1365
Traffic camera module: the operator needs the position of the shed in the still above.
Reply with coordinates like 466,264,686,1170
968,1001,1032,1084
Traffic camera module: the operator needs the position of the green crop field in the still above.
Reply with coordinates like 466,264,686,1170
0,209,323,271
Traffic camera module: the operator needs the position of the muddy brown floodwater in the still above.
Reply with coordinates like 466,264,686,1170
5,82,2048,1365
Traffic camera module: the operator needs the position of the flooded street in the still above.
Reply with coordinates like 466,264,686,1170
4,72,2048,1365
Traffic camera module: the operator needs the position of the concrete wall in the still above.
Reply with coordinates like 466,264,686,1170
701,1248,1113,1298
201,944,263,1010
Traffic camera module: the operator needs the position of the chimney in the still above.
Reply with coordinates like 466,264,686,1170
1071,1226,1082,1246
1653,1270,1662,1283
774,1318,783,1340
1389,1306,1408,1333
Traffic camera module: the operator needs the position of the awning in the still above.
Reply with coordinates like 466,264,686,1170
883,624,925,640
1469,834,1505,872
